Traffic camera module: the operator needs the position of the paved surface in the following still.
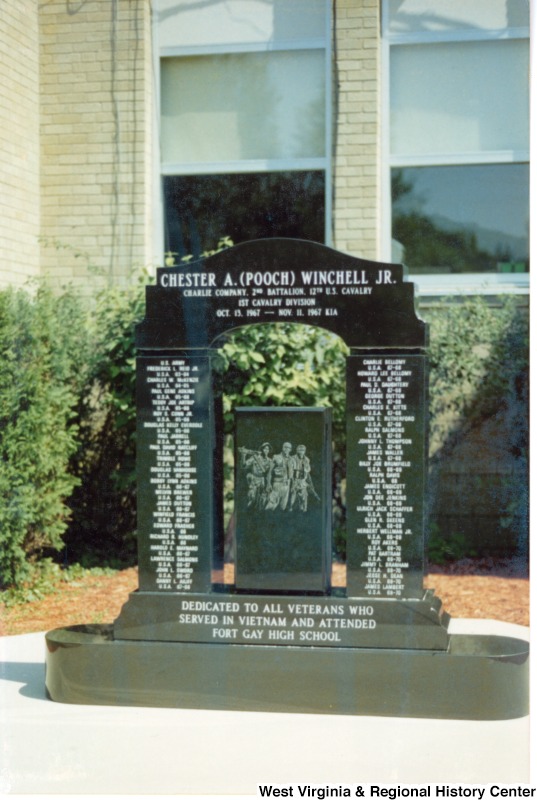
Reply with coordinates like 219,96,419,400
0,619,531,796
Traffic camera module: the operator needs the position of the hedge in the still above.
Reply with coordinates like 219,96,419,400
0,284,90,588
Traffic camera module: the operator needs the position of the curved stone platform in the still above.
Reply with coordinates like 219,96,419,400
45,624,529,720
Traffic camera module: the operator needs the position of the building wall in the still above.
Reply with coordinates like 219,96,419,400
0,0,381,286
332,0,380,260
39,0,153,289
0,0,41,289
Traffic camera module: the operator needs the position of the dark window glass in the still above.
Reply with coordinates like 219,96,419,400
164,171,325,261
392,164,529,274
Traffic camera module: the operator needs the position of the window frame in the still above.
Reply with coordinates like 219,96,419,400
380,4,530,296
152,2,333,266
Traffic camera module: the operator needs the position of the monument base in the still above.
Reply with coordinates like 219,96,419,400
45,624,528,720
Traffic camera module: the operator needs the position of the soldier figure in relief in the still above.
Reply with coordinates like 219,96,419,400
239,443,272,510
265,441,293,511
290,444,320,511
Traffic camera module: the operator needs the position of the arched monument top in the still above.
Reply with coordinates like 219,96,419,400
136,238,426,350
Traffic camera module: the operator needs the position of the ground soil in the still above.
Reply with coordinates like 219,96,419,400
0,557,529,636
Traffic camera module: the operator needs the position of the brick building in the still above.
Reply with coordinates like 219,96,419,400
2,0,529,290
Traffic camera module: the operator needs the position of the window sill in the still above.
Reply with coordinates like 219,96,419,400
408,272,529,298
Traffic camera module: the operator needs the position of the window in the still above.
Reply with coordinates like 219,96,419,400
383,0,530,291
155,0,330,262
164,172,325,259
392,164,529,275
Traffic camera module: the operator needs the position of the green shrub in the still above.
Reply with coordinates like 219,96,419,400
423,297,528,559
425,297,528,456
427,527,477,565
1,558,116,607
0,284,90,589
64,277,147,567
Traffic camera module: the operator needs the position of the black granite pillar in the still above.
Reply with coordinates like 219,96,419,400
346,352,426,599
136,353,213,593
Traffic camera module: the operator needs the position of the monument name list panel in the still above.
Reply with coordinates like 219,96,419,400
136,355,212,593
346,354,426,599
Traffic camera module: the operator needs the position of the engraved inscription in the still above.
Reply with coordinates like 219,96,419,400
156,265,399,327
346,355,425,599
356,358,413,597
138,357,211,592
176,596,377,646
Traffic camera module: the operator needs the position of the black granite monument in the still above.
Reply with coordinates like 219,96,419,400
45,239,529,719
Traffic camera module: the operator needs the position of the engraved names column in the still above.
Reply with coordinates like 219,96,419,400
136,354,212,593
346,353,426,598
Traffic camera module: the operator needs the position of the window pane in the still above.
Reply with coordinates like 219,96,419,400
391,165,529,273
386,0,529,35
161,51,325,164
157,0,328,50
164,172,325,260
390,40,529,157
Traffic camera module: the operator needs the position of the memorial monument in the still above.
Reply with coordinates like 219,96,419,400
45,239,529,719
